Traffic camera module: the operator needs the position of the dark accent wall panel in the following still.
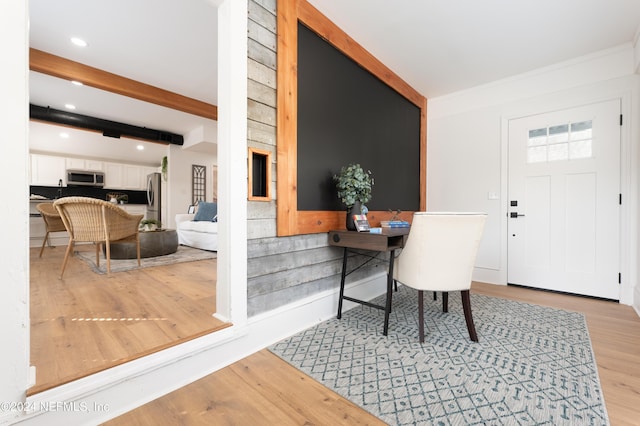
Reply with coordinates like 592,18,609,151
296,23,421,212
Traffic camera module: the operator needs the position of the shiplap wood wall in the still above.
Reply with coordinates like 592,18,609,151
246,0,382,316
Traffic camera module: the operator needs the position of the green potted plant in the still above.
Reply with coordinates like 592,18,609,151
333,163,373,230
161,156,168,181
139,218,161,232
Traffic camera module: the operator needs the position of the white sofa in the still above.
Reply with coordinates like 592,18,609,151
175,213,218,251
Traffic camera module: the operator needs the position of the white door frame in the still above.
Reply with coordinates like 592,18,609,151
506,100,621,299
500,92,635,305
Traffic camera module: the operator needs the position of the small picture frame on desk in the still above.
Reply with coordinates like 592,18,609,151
187,205,196,214
353,214,370,232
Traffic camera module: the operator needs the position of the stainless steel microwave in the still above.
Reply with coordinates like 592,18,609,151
66,169,105,187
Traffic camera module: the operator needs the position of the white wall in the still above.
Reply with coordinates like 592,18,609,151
0,1,30,423
634,29,640,73
0,1,252,424
165,145,216,229
427,44,640,307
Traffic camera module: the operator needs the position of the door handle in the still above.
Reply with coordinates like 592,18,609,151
510,212,525,218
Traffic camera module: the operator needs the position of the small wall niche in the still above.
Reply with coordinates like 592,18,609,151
248,148,271,201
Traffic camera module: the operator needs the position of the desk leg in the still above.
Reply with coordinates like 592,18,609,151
337,247,348,319
383,249,395,336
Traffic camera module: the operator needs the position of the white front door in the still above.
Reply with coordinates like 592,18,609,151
507,100,621,300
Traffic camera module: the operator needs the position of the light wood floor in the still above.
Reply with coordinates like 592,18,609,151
105,282,640,426
30,245,228,395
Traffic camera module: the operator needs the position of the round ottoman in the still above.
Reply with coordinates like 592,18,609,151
107,229,179,259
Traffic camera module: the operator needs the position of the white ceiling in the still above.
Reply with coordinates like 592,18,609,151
29,0,640,164
308,0,640,98
28,0,218,165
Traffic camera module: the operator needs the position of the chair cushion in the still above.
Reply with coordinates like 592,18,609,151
193,202,217,221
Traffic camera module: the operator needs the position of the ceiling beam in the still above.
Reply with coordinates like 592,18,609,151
29,48,218,121
30,104,184,145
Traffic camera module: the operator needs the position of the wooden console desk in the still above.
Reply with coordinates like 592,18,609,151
328,228,410,335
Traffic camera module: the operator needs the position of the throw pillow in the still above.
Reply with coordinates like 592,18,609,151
193,202,217,221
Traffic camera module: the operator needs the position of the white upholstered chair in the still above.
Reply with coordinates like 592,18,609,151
393,212,487,342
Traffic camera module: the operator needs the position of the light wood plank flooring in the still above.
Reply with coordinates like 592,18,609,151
30,245,227,395
105,282,640,426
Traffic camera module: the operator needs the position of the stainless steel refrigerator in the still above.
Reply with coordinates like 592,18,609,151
146,172,162,224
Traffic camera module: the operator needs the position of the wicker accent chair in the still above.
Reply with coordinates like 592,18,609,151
36,202,68,258
393,212,487,343
53,197,144,277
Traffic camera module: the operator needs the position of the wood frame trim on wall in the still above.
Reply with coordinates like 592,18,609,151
248,147,272,201
276,0,427,236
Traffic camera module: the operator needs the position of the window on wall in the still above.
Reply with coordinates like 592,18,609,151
192,164,206,205
527,120,593,163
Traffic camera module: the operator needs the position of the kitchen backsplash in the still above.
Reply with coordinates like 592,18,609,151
30,185,147,204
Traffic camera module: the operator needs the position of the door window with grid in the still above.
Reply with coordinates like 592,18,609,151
527,120,593,163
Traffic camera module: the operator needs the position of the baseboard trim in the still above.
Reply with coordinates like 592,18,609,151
14,273,387,425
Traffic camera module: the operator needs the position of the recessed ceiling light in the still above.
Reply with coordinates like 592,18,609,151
60,133,69,139
136,145,144,151
70,37,87,47
65,104,76,110
71,80,83,86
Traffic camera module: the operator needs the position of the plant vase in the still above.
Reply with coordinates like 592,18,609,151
333,163,373,231
346,200,362,231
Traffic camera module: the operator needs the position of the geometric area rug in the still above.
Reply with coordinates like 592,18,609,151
75,245,216,274
269,285,609,425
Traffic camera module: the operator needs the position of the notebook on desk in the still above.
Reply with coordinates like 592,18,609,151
352,214,370,232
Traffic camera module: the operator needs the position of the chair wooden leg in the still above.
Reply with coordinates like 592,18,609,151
461,290,478,342
95,243,100,268
418,290,425,343
136,236,141,267
59,240,74,278
105,240,111,275
39,231,50,258
442,291,449,313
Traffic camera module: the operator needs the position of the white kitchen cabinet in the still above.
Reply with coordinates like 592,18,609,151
122,165,143,189
105,163,154,190
106,162,151,189
33,155,151,190
65,157,103,171
65,157,85,170
30,154,66,186
85,160,104,171
104,162,124,189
